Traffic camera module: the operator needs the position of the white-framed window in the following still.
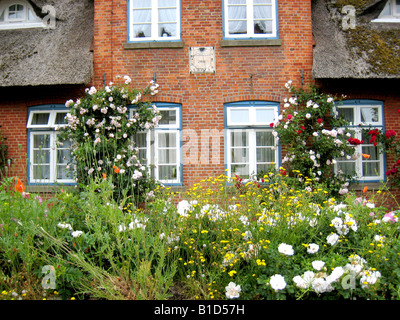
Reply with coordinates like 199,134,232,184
223,0,278,39
0,1,42,30
132,104,182,184
225,101,279,179
334,101,385,182
373,0,400,22
128,0,181,42
27,107,75,184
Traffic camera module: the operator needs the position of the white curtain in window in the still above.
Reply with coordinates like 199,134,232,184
228,0,247,34
158,6,176,37
132,8,151,37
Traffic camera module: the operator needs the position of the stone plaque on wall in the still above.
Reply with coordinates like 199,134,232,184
189,47,216,74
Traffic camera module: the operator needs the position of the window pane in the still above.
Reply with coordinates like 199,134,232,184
159,23,176,37
231,164,249,178
28,8,36,20
57,150,72,164
255,109,275,124
0,10,4,22
159,0,176,7
360,107,379,123
337,108,354,123
57,165,72,180
159,110,177,125
158,132,177,148
254,5,272,19
362,146,378,160
136,132,147,148
257,163,270,175
32,113,50,125
158,165,177,180
133,0,151,8
133,24,151,37
230,109,249,123
229,20,247,34
231,148,249,163
255,20,272,34
33,134,50,148
33,150,50,165
55,113,67,125
256,131,274,146
230,131,248,147
228,0,246,4
254,0,272,3
133,9,151,23
257,148,274,162
396,0,400,14
33,165,50,180
228,5,246,19
158,149,177,164
159,8,176,21
337,161,356,176
363,162,380,177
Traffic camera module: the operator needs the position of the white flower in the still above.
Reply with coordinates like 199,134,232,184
307,243,319,254
71,230,83,238
312,260,325,271
327,233,339,246
88,86,97,95
225,282,241,299
270,274,286,291
278,243,294,256
57,223,73,231
124,75,132,84
177,200,192,217
326,267,345,283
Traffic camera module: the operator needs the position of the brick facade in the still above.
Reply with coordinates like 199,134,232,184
93,0,314,186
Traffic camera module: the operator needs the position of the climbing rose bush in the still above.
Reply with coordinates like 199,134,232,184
58,76,161,202
271,81,357,196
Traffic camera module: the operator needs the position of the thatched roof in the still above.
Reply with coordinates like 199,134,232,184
312,0,400,79
0,0,93,87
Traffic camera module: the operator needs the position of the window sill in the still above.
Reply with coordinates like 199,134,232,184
371,18,400,23
124,41,185,50
348,182,387,191
220,39,282,47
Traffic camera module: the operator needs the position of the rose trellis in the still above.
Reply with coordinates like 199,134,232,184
58,75,161,202
270,81,358,195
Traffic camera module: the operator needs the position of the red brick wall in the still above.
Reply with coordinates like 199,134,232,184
0,85,87,183
93,0,314,186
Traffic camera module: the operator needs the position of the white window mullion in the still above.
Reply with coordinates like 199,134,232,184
247,0,253,37
249,129,256,176
50,132,57,183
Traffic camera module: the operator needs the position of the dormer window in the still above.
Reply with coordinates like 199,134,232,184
0,1,42,30
373,0,400,22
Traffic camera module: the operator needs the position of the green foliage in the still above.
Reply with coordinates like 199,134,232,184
0,125,9,178
271,82,357,196
363,127,400,188
1,171,400,300
58,76,161,203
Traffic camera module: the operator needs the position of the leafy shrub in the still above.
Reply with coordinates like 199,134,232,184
58,75,161,203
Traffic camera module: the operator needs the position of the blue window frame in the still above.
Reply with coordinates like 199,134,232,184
334,100,386,182
127,0,181,43
225,101,280,179
223,0,279,40
27,105,76,185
